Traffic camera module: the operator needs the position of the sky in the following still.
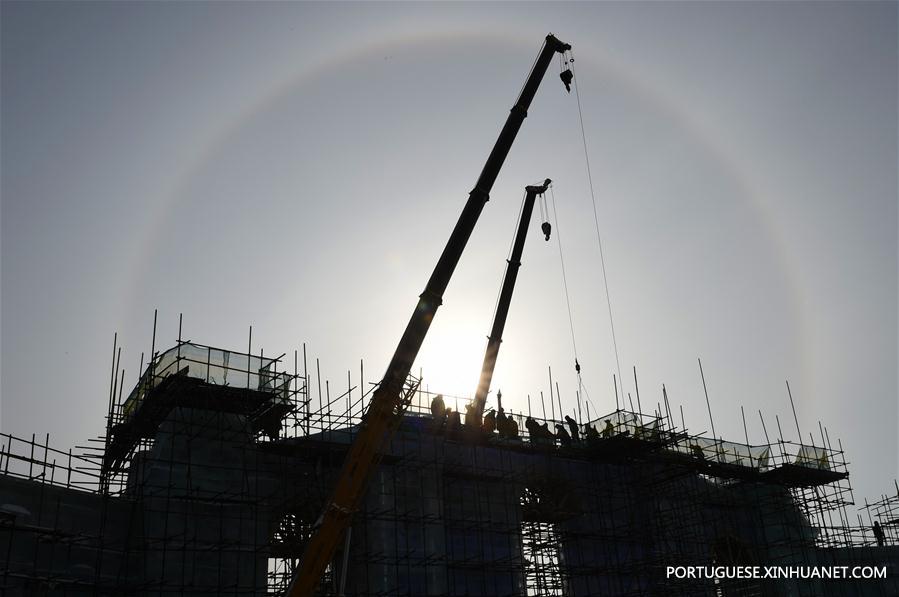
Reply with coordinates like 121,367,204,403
1,2,896,506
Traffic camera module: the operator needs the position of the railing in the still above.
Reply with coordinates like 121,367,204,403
0,432,103,494
120,342,296,421
392,398,845,479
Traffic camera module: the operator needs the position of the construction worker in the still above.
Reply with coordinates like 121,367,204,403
874,521,886,547
555,424,572,446
525,417,540,441
690,443,705,460
531,418,554,444
565,415,580,442
496,407,508,437
431,394,445,420
524,416,536,434
507,416,519,439
539,422,554,441
602,419,614,438
483,409,496,434
446,408,461,435
464,402,480,429
584,424,599,442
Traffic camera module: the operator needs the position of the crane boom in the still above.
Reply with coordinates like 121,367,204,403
471,179,551,421
286,33,571,596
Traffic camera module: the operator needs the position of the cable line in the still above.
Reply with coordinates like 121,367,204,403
550,186,578,362
569,51,624,410
548,186,597,419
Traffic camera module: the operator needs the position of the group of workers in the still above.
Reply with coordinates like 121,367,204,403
479,404,520,438
429,393,622,448
430,394,520,439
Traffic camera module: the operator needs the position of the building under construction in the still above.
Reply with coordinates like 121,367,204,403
0,339,897,596
3,33,897,597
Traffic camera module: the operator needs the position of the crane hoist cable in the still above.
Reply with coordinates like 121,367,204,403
567,50,624,411
537,187,547,227
548,185,596,419
539,189,551,241
549,185,577,361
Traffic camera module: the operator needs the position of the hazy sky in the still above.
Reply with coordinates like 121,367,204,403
2,2,896,505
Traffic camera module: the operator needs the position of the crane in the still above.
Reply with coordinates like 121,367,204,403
286,33,571,596
471,178,552,422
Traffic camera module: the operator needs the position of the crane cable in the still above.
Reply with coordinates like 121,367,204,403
549,185,578,361
537,187,547,225
549,185,597,419
568,50,624,411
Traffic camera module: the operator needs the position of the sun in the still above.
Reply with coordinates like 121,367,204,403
412,317,492,411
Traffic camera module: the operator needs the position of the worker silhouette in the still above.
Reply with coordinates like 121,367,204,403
874,520,886,547
431,394,445,420
496,407,509,437
565,415,580,442
584,424,599,441
507,416,519,439
446,408,461,435
526,417,554,445
690,443,706,460
555,424,572,446
602,419,614,438
464,402,480,429
540,421,554,441
483,409,497,433
430,394,446,431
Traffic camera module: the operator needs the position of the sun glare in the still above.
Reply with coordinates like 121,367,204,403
413,319,490,408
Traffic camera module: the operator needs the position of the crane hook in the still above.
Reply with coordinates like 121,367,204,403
541,221,552,241
560,68,573,93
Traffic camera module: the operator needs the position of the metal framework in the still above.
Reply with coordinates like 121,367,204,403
1,334,895,597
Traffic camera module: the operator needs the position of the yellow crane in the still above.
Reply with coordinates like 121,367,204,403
286,33,572,596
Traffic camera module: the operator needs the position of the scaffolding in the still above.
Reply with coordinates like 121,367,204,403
0,338,896,597
860,482,899,548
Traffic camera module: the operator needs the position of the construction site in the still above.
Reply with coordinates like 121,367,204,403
0,337,897,596
2,31,897,597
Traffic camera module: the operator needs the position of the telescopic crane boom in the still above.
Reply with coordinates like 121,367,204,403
285,33,571,596
471,178,552,421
